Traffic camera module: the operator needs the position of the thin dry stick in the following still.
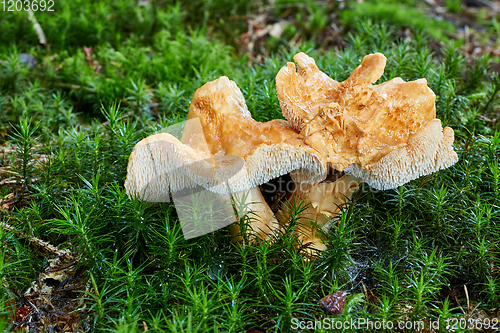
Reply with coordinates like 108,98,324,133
27,9,47,46
0,222,74,260
464,285,470,313
360,280,369,301
0,178,17,185
0,168,19,175
453,289,466,314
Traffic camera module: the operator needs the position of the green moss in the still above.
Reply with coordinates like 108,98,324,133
341,0,457,43
0,1,499,331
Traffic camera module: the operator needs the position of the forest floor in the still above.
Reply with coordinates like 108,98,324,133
0,0,499,332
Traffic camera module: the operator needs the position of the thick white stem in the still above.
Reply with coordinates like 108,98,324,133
231,187,279,244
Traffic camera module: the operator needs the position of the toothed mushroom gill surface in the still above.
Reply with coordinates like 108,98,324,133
276,52,458,190
125,76,328,200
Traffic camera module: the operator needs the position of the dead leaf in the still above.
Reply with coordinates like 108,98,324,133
319,290,347,316
14,305,32,324
15,256,86,332
83,46,101,74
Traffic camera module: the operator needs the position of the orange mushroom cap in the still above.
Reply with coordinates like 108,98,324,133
276,52,458,189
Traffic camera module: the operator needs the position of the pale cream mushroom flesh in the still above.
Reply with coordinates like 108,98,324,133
277,173,362,253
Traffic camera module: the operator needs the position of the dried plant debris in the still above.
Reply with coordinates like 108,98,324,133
237,4,345,61
13,258,91,333
83,46,101,74
0,222,73,260
319,290,347,316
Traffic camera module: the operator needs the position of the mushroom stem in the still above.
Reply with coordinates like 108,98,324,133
231,186,279,245
278,173,361,253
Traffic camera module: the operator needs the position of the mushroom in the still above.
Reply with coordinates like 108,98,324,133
276,52,458,190
184,76,327,188
273,52,458,252
125,76,328,242
125,52,458,253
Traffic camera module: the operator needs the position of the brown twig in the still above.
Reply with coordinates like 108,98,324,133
360,280,369,301
0,222,74,260
0,168,19,175
0,178,17,185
